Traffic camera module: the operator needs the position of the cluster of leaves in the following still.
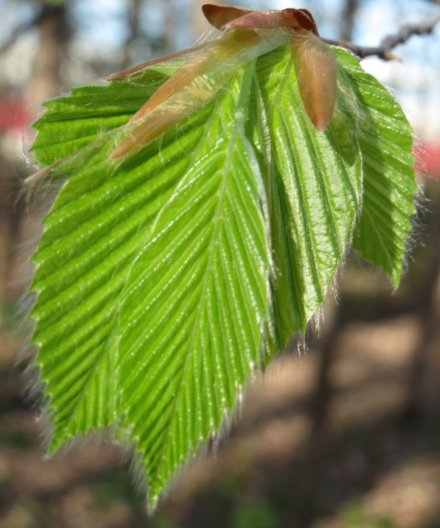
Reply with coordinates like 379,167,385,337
29,43,416,509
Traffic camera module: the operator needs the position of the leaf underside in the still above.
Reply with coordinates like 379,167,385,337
29,44,416,509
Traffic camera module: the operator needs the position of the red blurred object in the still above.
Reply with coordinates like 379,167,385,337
0,98,28,132
414,141,440,179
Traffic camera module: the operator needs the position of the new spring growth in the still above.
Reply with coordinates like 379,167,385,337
108,4,337,160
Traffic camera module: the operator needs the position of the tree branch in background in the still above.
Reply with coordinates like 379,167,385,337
323,10,440,60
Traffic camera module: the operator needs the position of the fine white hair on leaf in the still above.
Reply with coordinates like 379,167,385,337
402,184,429,268
39,423,120,463
120,441,148,500
22,125,37,165
14,26,420,513
117,367,259,513
195,25,222,46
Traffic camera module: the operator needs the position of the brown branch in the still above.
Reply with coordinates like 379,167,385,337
323,11,440,60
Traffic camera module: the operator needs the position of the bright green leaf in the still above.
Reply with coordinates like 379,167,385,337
28,41,415,509
246,46,362,350
334,49,417,286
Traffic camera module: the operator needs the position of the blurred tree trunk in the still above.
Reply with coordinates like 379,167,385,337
2,4,68,304
162,0,175,54
297,299,341,527
0,162,11,307
128,0,143,40
340,0,359,41
125,0,143,66
402,181,440,422
27,5,68,112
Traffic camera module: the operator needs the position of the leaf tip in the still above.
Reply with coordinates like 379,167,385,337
314,117,330,132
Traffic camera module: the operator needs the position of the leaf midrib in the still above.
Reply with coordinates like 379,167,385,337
151,74,253,486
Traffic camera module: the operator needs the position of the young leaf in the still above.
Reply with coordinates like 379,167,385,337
28,42,415,509
334,49,417,286
30,61,273,510
246,45,362,350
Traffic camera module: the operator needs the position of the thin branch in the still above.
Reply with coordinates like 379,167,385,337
323,11,440,60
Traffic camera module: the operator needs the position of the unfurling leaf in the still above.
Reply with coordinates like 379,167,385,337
291,30,337,132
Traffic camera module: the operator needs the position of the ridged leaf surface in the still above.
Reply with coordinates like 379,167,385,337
29,44,416,508
335,50,417,285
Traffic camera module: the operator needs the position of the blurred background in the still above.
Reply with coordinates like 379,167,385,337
1,0,440,527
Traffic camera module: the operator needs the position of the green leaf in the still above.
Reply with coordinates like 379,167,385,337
30,62,273,509
335,50,417,286
28,43,415,509
115,64,273,504
246,46,362,349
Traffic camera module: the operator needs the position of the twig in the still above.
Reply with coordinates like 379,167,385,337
323,11,440,60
